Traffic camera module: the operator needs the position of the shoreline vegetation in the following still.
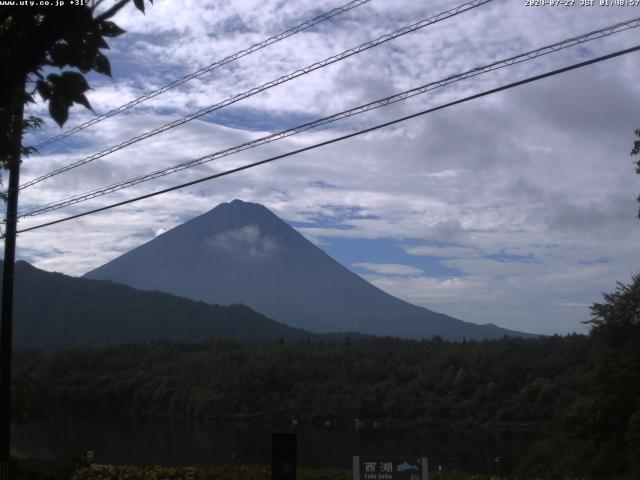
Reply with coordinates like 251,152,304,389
7,457,540,480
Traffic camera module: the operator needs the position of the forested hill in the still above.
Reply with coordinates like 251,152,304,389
17,335,590,429
1,260,346,348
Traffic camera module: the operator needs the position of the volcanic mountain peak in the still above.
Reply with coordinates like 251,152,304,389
85,200,534,340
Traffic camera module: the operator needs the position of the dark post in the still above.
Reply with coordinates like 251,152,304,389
272,433,297,480
0,81,24,480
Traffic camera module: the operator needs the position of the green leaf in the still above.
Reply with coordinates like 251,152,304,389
49,42,70,68
93,51,111,77
94,34,110,50
74,93,93,112
60,71,90,93
44,71,93,118
36,80,52,100
46,73,62,88
23,116,44,130
99,20,125,38
49,100,69,127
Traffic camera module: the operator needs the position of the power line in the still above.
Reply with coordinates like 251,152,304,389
11,44,640,237
17,15,640,219
20,0,493,190
32,0,373,150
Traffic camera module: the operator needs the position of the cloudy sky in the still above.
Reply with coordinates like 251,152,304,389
10,0,640,335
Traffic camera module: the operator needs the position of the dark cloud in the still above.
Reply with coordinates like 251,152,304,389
511,64,638,135
543,192,639,237
424,219,467,243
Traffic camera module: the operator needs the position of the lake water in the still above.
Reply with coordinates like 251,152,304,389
13,416,538,475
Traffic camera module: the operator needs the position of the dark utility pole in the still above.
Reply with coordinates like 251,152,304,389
0,81,25,480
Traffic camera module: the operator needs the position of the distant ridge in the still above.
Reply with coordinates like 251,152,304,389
85,200,535,340
2,260,354,349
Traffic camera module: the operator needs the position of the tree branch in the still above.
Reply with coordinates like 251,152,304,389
94,0,131,22
91,0,108,12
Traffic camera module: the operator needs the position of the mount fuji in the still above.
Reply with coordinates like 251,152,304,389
85,200,533,340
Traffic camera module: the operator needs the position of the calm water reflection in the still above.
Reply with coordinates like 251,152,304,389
13,417,537,474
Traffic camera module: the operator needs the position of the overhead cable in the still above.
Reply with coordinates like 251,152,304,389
20,0,493,190
17,15,640,219
33,0,373,150
11,44,640,237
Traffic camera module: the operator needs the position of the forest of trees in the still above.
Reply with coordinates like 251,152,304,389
9,273,639,479
13,335,590,429
2,333,624,478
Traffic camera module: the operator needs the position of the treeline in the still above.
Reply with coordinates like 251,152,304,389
15,335,589,430
11,274,640,479
518,275,640,479
10,334,638,478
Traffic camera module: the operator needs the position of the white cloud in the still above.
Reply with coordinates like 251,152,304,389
353,262,424,276
424,169,458,179
206,224,279,257
404,245,480,258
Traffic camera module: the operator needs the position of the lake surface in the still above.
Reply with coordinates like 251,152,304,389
13,416,538,475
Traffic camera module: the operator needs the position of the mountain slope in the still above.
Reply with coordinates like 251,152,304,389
85,200,533,340
3,261,329,349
